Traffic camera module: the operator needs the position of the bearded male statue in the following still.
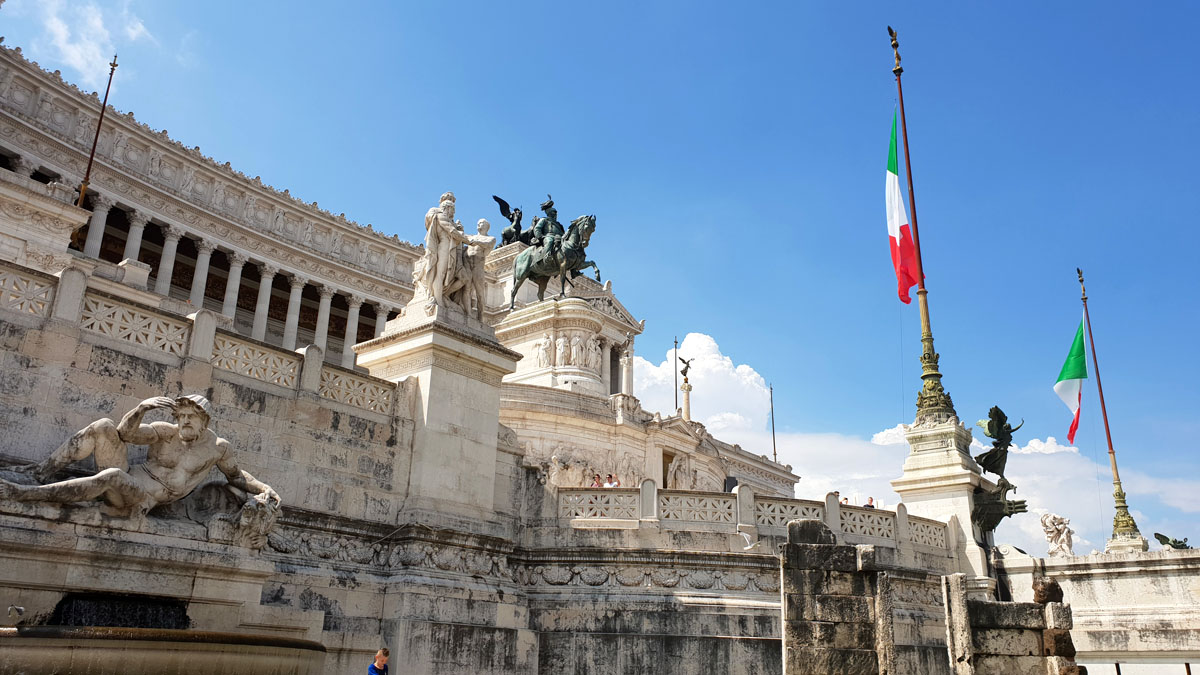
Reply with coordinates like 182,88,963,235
0,395,280,526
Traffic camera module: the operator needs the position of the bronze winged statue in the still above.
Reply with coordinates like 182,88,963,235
678,357,694,379
974,406,1024,478
1154,533,1191,549
493,195,531,246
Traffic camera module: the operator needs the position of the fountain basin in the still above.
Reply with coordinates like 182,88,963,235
0,626,326,674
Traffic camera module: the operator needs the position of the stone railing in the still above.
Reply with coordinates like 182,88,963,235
80,292,190,357
211,332,300,389
318,365,394,414
0,264,56,317
0,260,401,417
557,480,955,558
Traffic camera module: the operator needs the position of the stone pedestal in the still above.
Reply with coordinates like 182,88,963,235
1105,532,1149,554
681,381,692,421
354,299,520,524
493,297,612,397
890,417,996,599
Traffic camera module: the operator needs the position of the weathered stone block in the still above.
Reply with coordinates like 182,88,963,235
787,518,834,544
783,543,858,572
1043,602,1072,630
785,620,875,650
1042,628,1076,658
973,654,1048,675
970,628,1042,656
782,568,872,597
787,594,873,623
785,646,877,675
967,600,1046,630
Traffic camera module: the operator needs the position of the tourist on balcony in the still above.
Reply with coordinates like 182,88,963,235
590,474,602,488
604,474,620,488
864,497,876,509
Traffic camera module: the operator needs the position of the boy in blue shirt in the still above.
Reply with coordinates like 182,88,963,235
368,648,389,674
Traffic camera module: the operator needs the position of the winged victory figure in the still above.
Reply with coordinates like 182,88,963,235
678,357,694,379
1154,533,1191,549
974,406,1024,478
493,195,531,246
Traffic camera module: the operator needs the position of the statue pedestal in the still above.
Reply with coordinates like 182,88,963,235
891,417,996,599
355,298,520,526
1105,533,1149,554
493,298,614,397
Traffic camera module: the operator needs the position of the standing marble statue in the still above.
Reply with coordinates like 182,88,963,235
1041,513,1075,557
570,335,584,367
414,192,470,309
0,396,280,525
451,219,496,320
556,335,569,366
535,333,553,368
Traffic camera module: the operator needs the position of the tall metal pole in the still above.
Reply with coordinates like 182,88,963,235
769,384,777,463
674,336,679,412
77,54,118,208
888,27,955,422
1077,268,1143,545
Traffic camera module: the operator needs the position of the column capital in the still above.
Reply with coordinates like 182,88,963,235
317,284,336,300
287,273,309,290
162,224,186,242
127,209,151,228
91,193,116,212
258,262,280,279
227,251,249,267
196,240,217,255
347,294,365,309
374,302,393,315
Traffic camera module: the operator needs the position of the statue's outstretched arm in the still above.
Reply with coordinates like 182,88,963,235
116,397,173,444
216,440,280,506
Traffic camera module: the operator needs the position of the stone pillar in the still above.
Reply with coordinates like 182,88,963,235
341,295,363,368
251,263,278,341
221,251,248,318
153,225,184,295
82,194,115,258
13,156,37,178
620,346,634,395
282,274,307,351
188,240,216,308
373,302,392,338
890,418,996,599
354,298,520,524
313,285,335,352
600,338,611,394
122,209,150,262
681,381,692,420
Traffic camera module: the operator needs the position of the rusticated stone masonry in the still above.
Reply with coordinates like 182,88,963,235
942,573,1084,675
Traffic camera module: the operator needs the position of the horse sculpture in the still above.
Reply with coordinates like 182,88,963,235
509,214,601,309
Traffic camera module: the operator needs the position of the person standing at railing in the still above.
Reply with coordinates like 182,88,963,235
590,474,602,488
603,474,620,488
864,497,876,509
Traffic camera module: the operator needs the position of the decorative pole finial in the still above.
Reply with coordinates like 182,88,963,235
888,26,903,75
1077,267,1087,300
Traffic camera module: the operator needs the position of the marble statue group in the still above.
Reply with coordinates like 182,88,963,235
412,191,496,319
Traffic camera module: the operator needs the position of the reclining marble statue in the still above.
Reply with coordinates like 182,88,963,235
0,395,280,545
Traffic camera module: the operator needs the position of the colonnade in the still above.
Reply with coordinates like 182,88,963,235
72,189,394,369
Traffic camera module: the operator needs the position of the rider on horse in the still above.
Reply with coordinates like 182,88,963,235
530,195,564,262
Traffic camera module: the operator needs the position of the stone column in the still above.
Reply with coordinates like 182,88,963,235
188,240,216,308
82,194,115,258
282,274,307,351
620,343,634,395
681,381,693,421
373,302,392,338
153,225,184,295
221,251,248,318
13,156,37,178
313,285,335,352
251,263,279,341
601,339,611,394
122,209,150,262
341,295,364,368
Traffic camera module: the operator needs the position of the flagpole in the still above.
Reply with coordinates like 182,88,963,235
77,54,118,208
769,384,777,463
674,336,679,413
1077,268,1144,547
888,27,955,422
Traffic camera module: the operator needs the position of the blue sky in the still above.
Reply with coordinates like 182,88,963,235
3,1,1196,553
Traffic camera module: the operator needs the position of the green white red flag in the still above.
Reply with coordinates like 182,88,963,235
886,112,920,303
1054,315,1088,443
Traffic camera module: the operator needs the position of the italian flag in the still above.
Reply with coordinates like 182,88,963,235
886,112,920,304
1054,316,1088,444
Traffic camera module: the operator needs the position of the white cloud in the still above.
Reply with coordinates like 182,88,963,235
634,333,1200,558
22,0,156,91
